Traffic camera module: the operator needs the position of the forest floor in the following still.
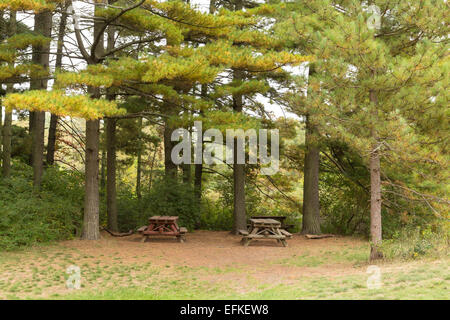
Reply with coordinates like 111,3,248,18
0,231,448,300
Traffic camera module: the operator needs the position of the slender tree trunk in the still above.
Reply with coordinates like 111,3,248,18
301,114,321,234
231,70,247,234
369,89,383,260
83,119,101,239
194,85,206,208
106,118,118,232
30,9,52,188
230,0,247,234
148,145,157,190
46,3,68,166
32,111,45,187
46,115,58,165
2,101,12,178
136,117,143,198
2,12,16,178
82,0,105,240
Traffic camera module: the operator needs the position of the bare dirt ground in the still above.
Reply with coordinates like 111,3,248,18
63,231,365,269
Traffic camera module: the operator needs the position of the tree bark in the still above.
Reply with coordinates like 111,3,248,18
46,114,58,165
82,119,101,240
230,0,247,234
2,104,12,178
106,118,118,232
136,117,143,198
301,114,321,234
2,12,16,178
32,111,45,188
46,3,68,166
369,89,383,260
82,0,105,240
30,9,52,188
231,70,247,234
194,85,206,209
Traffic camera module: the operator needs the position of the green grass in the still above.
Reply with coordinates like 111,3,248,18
0,241,448,300
56,259,449,300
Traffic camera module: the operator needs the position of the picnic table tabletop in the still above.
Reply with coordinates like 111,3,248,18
249,218,281,227
251,216,287,221
148,216,179,223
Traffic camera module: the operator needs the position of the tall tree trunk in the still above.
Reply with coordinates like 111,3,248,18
82,0,105,240
136,117,143,198
105,17,118,231
301,114,321,234
369,89,383,260
231,0,246,234
2,85,12,178
30,9,52,188
194,85,207,209
2,110,11,178
46,2,68,166
2,11,16,178
83,119,101,239
106,118,118,232
231,71,247,234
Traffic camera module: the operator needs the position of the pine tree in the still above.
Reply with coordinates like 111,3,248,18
285,0,448,259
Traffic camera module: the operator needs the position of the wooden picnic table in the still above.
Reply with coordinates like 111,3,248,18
250,216,295,231
239,218,291,247
138,216,187,243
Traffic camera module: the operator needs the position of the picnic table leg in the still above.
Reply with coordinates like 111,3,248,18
141,235,147,243
243,238,251,247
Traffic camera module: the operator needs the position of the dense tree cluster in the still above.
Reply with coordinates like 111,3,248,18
0,0,448,259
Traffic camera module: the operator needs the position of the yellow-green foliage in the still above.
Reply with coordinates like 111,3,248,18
0,34,50,63
0,63,47,81
4,90,125,119
0,0,60,11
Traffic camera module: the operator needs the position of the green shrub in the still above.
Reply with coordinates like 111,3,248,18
0,163,84,250
114,178,199,231
381,225,449,260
